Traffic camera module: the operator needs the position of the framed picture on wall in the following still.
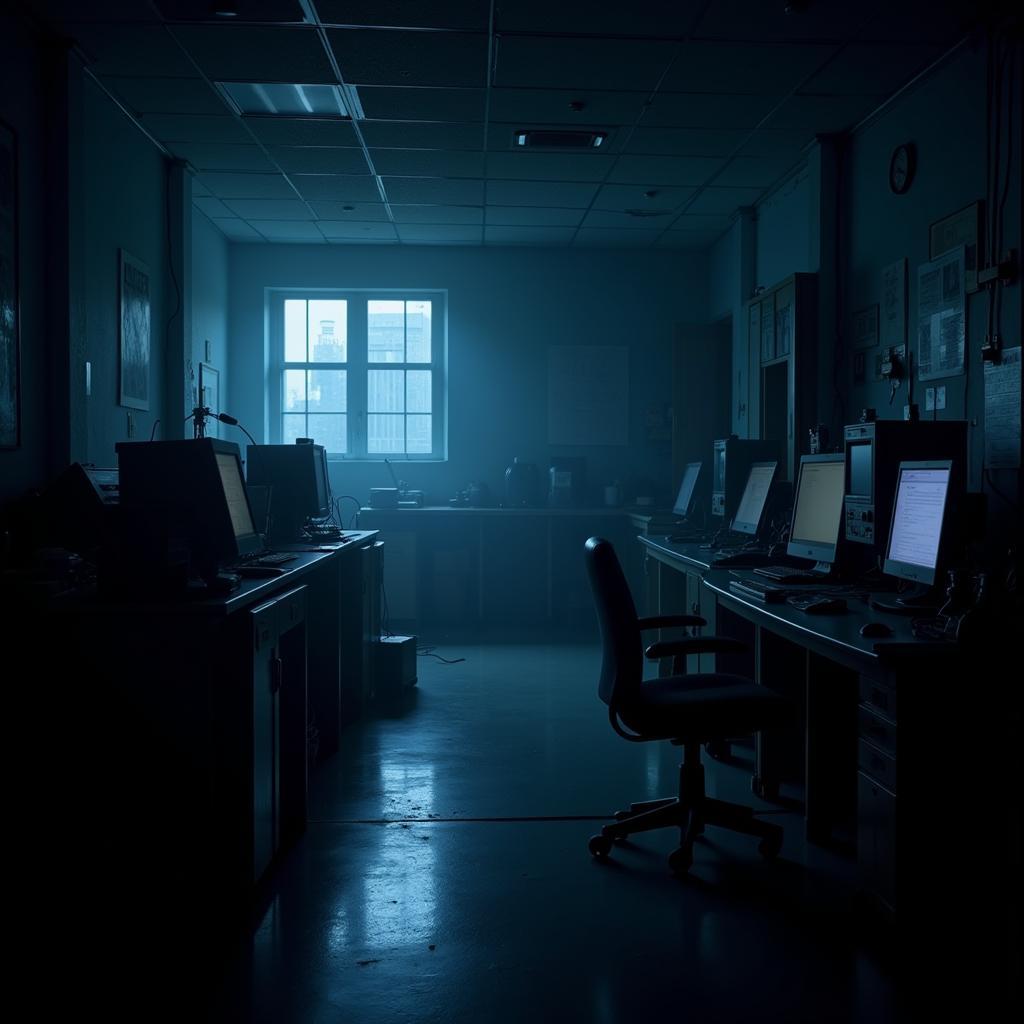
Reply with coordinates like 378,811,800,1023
0,118,19,449
199,362,219,438
119,249,151,410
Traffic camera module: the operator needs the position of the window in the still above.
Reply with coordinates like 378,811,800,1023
272,292,445,459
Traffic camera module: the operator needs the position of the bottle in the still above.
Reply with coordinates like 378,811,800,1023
505,458,539,507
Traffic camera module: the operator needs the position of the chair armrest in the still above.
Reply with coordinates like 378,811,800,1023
644,636,749,661
637,614,706,631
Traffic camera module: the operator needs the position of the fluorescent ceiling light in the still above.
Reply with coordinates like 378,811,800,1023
513,129,608,149
216,82,360,119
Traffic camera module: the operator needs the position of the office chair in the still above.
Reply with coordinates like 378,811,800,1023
584,536,791,875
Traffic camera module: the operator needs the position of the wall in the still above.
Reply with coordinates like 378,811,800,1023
81,76,169,465
0,14,48,501
191,207,229,415
755,163,815,289
228,245,710,506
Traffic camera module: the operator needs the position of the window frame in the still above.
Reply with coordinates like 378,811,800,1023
268,288,447,461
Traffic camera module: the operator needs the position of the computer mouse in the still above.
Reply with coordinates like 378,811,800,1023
860,621,893,638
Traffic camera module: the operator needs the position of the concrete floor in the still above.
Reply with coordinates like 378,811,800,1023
208,632,901,1022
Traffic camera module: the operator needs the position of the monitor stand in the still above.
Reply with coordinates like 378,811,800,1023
871,584,940,615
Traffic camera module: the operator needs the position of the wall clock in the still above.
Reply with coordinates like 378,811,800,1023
888,143,916,194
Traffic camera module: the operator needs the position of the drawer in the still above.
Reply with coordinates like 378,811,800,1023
858,704,897,756
859,675,897,721
858,772,897,912
858,739,898,792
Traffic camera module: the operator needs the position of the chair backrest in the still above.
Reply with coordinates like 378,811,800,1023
584,536,643,707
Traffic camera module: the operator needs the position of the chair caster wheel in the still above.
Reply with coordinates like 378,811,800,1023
668,846,692,875
758,834,782,861
589,835,613,858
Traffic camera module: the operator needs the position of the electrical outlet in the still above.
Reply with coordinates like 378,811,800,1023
925,387,935,411
936,385,946,410
126,411,134,438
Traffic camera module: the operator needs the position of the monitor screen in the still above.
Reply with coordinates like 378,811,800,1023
672,462,701,517
731,462,777,535
787,454,846,563
883,462,951,584
246,443,329,541
713,446,725,491
216,451,258,540
848,441,872,497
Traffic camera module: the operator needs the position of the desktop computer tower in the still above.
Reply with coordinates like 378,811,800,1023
711,436,781,521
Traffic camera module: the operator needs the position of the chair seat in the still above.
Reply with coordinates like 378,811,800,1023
617,673,791,741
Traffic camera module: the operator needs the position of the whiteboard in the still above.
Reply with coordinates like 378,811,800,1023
547,346,629,446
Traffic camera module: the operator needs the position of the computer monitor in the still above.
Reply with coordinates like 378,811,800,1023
730,461,777,535
672,462,702,518
116,438,263,580
246,443,331,542
786,453,846,567
882,460,952,587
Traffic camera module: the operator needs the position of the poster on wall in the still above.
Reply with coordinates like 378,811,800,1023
547,346,628,446
119,249,151,410
0,119,18,449
852,305,879,350
917,246,965,381
880,257,906,349
984,347,1021,470
930,202,981,293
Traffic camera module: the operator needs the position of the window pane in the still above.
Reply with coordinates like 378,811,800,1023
284,369,306,412
407,414,432,454
406,370,431,413
282,413,306,445
284,300,307,361
368,369,404,412
406,300,431,363
308,413,347,455
308,369,346,412
368,299,404,363
309,299,347,362
368,414,405,453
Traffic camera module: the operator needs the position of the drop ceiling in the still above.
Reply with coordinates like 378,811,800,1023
25,1,980,247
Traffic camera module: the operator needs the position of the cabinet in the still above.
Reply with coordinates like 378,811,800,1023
745,273,817,481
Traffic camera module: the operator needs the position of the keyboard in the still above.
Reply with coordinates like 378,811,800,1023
728,578,789,603
712,550,772,567
255,551,298,566
753,565,822,584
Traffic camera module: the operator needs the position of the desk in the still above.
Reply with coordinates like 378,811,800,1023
638,534,1012,939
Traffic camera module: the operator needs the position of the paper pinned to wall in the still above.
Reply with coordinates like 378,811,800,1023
547,346,629,446
984,347,1021,469
917,246,965,381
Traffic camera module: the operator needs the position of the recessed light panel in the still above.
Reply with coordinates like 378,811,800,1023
217,82,353,118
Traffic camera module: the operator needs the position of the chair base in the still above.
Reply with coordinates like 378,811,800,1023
590,742,782,874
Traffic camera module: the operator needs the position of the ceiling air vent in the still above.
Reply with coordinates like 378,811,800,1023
624,209,672,218
513,130,607,149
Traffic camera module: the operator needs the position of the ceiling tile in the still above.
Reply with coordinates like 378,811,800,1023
391,205,484,225
327,29,488,87
488,89,648,126
642,92,779,129
573,228,660,246
660,42,837,95
692,0,867,43
269,147,371,174
310,201,390,220
316,1,490,31
172,25,335,83
764,93,883,132
244,117,360,146
580,209,676,229
485,225,576,244
361,121,483,150
155,2,306,22
67,25,199,77
493,1,706,37
685,186,764,214
656,230,721,248
593,183,696,211
192,177,212,196
737,129,817,158
38,2,159,22
168,143,275,171
486,152,614,183
138,114,251,143
381,177,485,205
798,43,942,97
357,87,487,122
320,221,400,240
609,155,724,186
485,180,598,208
197,171,296,197
396,224,482,242
626,128,751,157
485,206,583,227
852,0,978,45
212,217,264,240
713,155,799,188
292,174,383,201
192,196,234,218
371,149,485,178
100,76,227,115
249,220,326,240
671,213,735,233
224,198,313,219
494,37,677,91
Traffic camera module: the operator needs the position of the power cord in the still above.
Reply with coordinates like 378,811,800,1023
416,644,466,665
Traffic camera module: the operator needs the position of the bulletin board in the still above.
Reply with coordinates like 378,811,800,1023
547,346,629,446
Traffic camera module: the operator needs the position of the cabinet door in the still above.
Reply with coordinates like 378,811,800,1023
251,602,279,882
